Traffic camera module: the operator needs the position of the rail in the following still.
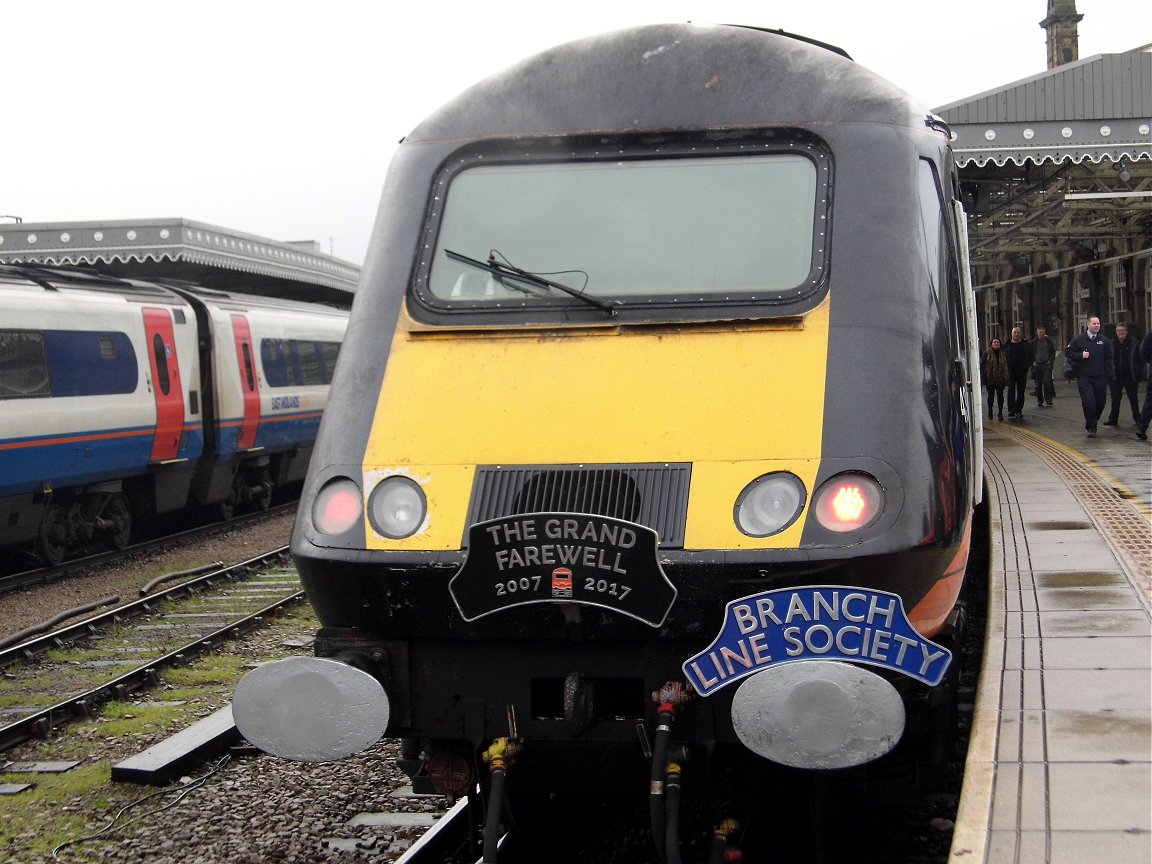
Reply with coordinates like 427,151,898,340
0,548,300,752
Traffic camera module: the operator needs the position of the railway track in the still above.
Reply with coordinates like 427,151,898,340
0,548,302,753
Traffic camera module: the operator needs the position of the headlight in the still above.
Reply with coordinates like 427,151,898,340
312,477,363,535
812,473,884,532
734,472,806,537
368,476,427,539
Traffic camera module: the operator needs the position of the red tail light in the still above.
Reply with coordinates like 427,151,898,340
813,474,883,532
312,478,363,535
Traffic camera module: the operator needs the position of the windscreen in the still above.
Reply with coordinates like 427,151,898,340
427,154,819,305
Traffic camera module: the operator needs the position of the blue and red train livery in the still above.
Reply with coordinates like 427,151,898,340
0,264,348,564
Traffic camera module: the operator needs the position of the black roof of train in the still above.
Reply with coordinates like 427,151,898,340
407,23,932,145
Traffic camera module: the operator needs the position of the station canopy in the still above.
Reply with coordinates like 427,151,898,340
933,46,1151,289
937,48,1151,168
0,217,358,307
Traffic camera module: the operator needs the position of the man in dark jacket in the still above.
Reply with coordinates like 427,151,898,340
1030,325,1057,407
1005,327,1034,419
1065,316,1113,437
1136,330,1152,441
1104,322,1144,426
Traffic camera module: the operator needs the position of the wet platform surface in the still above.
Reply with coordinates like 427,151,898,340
951,385,1151,863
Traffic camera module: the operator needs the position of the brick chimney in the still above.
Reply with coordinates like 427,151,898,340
1040,0,1083,68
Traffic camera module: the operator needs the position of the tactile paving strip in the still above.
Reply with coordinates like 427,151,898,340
991,424,1151,611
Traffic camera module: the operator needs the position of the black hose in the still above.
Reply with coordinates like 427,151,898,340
0,595,120,651
649,707,674,862
664,766,682,864
139,561,224,596
483,768,506,863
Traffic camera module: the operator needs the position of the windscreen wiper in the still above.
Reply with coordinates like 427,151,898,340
446,249,619,316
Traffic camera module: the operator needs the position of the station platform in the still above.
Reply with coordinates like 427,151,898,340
950,381,1151,863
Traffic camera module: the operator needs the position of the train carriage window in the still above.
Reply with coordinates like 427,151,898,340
295,341,324,385
0,330,51,399
424,152,822,308
261,339,291,387
319,342,340,383
261,338,341,387
32,330,138,397
241,342,256,391
153,333,172,396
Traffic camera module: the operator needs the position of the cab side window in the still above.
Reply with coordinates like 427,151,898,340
917,160,965,360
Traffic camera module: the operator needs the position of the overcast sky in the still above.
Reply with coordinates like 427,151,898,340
3,0,1147,266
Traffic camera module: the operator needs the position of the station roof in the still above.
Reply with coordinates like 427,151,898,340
934,46,1151,167
0,218,358,306
935,43,1151,290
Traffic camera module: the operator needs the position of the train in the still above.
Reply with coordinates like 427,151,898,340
234,23,984,859
0,264,348,565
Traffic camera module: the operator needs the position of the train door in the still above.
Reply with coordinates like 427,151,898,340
230,314,261,451
143,308,186,462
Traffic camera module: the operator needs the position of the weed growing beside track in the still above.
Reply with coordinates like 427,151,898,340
1,604,320,863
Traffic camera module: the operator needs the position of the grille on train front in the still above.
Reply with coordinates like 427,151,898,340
464,463,692,548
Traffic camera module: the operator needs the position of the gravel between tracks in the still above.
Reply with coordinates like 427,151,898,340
67,740,439,864
2,512,445,864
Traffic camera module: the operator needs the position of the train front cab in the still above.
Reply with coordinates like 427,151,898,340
232,21,982,850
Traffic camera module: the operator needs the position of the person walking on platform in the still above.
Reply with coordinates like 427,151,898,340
981,338,1010,421
1136,329,1152,441
1030,325,1057,407
1005,326,1033,419
1104,322,1144,427
1065,316,1113,437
